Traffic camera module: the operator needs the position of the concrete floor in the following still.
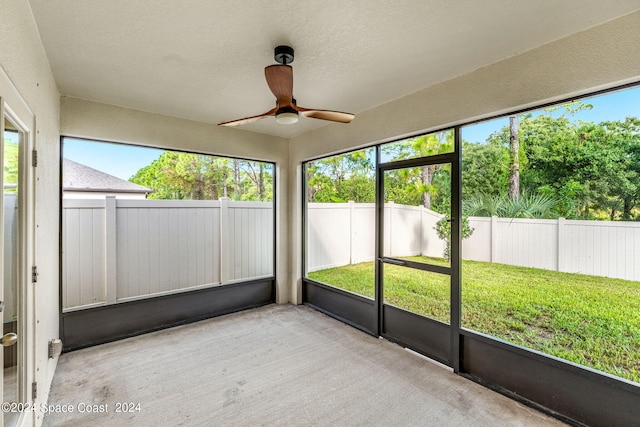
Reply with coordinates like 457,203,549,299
44,304,565,426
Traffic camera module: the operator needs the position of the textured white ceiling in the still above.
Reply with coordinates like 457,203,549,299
29,0,640,139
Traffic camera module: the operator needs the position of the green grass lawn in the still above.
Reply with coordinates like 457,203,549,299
308,256,640,383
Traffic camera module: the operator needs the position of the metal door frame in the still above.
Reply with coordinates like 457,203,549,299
375,131,461,370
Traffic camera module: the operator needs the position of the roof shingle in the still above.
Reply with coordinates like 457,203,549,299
63,159,152,194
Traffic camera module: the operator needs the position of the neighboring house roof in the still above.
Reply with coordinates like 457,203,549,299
63,159,152,194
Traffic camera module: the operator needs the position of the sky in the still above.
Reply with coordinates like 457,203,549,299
461,86,640,144
63,139,165,180
62,86,640,180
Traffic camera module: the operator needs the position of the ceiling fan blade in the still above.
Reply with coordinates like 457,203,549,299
218,107,277,127
297,107,355,124
265,65,293,105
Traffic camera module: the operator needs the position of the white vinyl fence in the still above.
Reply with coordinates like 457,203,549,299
63,197,273,311
307,201,445,272
463,216,640,281
307,202,640,282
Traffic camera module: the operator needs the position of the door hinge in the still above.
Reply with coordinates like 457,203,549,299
32,266,38,283
32,382,37,400
32,150,38,167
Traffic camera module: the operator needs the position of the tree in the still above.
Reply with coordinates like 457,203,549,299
464,102,640,221
384,166,424,207
463,192,558,219
304,102,640,222
243,161,266,200
521,112,639,220
461,140,508,198
518,110,588,217
509,115,520,200
597,118,640,220
414,133,453,209
232,159,241,196
382,131,453,213
130,151,273,201
434,216,474,260
306,150,375,203
3,139,19,193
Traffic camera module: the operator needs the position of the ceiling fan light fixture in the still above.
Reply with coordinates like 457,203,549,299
275,106,299,125
218,46,354,127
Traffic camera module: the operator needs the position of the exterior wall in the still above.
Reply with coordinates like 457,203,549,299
289,11,640,303
0,0,61,424
59,97,291,303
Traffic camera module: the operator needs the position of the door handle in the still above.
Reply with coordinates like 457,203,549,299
0,300,4,312
2,333,17,347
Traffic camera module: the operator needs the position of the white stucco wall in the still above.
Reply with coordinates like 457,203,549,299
288,11,640,303
0,0,61,424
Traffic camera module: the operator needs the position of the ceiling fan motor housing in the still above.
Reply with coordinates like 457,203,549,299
274,45,294,65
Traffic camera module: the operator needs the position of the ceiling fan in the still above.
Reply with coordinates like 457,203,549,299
218,46,355,127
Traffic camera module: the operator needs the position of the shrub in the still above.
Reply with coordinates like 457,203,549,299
435,216,474,260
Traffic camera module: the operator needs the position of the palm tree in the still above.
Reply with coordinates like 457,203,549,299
463,191,558,218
